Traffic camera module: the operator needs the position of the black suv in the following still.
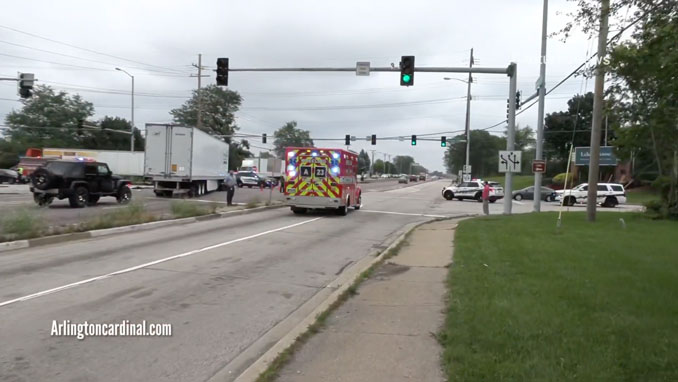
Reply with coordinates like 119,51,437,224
30,160,132,208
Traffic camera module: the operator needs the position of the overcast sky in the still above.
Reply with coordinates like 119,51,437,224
0,0,605,171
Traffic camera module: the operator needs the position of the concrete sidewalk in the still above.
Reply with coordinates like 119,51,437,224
276,219,458,382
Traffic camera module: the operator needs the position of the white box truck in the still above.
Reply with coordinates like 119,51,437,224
42,148,145,177
144,124,229,197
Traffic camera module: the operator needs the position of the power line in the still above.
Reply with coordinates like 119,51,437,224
0,23,190,75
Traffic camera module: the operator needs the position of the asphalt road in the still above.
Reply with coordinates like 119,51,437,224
0,180,641,382
0,180,412,228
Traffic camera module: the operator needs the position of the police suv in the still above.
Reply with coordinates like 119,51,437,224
442,179,504,203
555,183,626,207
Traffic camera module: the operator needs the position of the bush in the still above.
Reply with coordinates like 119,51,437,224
0,208,46,240
245,197,260,209
644,199,678,220
170,201,215,218
84,201,156,230
552,172,576,187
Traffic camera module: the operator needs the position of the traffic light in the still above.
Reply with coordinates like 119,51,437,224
345,134,351,145
371,134,376,145
18,73,34,99
506,98,510,120
216,58,229,86
411,135,417,146
441,136,447,147
400,56,415,86
516,91,521,109
262,133,267,144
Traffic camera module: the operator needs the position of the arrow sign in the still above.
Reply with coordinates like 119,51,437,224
498,150,522,173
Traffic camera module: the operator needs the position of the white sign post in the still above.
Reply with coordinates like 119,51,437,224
498,151,522,173
462,165,472,174
356,62,370,76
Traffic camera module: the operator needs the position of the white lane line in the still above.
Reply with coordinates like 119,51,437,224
0,217,322,308
359,209,447,218
512,200,525,205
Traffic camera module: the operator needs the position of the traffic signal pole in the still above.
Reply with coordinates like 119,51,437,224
463,49,474,173
505,63,518,215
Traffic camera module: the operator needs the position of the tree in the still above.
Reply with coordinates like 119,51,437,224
607,1,678,211
259,151,273,159
81,117,145,151
384,161,397,174
273,121,314,158
373,159,385,174
4,85,95,150
358,150,371,174
229,140,253,171
170,85,242,137
393,155,416,174
444,130,504,177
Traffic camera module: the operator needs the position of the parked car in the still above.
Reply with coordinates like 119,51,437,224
30,160,132,208
398,175,409,184
441,179,504,203
0,169,19,184
555,183,626,207
409,175,418,182
418,174,426,181
236,171,273,188
513,186,557,202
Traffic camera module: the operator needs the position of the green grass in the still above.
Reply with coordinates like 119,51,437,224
626,187,660,205
441,212,678,381
0,208,47,240
485,175,535,190
83,201,157,230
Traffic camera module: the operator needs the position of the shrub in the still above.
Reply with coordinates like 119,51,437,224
170,201,213,218
552,172,576,186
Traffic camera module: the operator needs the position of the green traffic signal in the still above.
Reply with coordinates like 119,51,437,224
411,134,417,146
402,74,412,83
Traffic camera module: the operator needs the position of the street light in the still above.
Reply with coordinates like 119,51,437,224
443,77,473,84
444,76,472,177
115,67,135,151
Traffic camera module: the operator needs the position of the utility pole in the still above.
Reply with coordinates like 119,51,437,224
587,0,610,222
191,54,209,130
115,68,134,151
533,0,548,212
463,49,474,173
370,150,376,178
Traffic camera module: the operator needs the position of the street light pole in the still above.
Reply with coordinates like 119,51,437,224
115,67,135,151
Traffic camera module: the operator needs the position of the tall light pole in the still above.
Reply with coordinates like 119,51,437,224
115,67,135,151
533,0,548,212
444,49,474,177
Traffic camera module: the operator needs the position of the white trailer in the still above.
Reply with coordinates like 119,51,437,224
42,148,144,176
240,157,284,178
144,124,229,197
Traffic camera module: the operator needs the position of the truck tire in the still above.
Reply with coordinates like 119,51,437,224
117,187,132,204
32,168,54,190
33,193,54,207
354,194,361,210
336,199,349,216
69,186,89,208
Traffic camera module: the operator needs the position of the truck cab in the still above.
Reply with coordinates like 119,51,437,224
284,148,361,216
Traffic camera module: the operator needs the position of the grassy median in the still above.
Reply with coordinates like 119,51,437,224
442,212,678,381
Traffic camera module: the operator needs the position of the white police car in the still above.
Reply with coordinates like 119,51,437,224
442,179,504,202
555,183,627,207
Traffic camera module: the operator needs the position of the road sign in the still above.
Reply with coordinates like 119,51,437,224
532,160,546,173
462,174,471,182
356,62,370,76
462,165,472,174
498,150,522,173
574,146,618,166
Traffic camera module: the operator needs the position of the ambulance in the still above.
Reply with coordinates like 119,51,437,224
283,147,362,215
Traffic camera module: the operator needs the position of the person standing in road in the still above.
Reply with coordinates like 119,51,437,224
482,180,493,215
224,170,236,206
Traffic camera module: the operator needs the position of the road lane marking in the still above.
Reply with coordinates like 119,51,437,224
512,200,525,205
359,209,447,218
0,217,322,308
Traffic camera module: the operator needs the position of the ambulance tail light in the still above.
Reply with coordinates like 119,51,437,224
287,151,296,158
331,166,340,174
288,170,297,178
287,164,295,172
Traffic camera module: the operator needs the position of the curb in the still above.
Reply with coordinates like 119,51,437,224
0,204,287,254
225,214,473,382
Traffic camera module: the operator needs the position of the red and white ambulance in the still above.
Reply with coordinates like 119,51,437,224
283,147,362,215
